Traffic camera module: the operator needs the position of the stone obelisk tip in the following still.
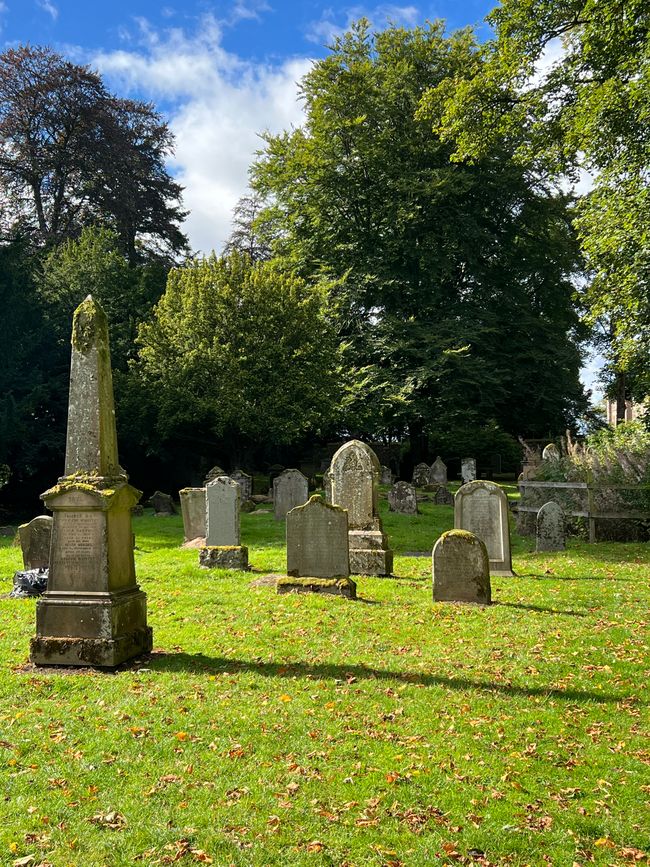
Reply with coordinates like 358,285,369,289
64,295,122,479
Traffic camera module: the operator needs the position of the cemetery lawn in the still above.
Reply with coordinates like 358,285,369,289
1,498,649,866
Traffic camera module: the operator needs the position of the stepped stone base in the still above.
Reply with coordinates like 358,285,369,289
349,529,393,576
30,626,152,668
277,576,356,598
199,545,249,571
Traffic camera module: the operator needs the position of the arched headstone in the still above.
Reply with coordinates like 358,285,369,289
329,440,393,576
536,501,565,552
454,480,513,576
433,530,491,604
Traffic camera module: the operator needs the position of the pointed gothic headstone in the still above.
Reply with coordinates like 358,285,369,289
30,297,152,668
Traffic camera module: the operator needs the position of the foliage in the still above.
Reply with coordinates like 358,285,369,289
135,251,343,456
36,226,169,371
252,20,588,445
428,0,650,401
0,45,187,261
223,192,273,262
0,239,67,487
1,503,649,864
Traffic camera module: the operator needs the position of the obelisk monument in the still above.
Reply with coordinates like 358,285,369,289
30,296,152,667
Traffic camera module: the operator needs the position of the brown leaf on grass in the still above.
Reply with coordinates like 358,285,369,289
12,857,36,867
619,846,648,862
306,841,325,853
89,810,127,830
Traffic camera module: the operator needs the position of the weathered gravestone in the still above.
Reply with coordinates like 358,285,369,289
454,480,513,576
273,469,309,520
18,516,53,570
230,470,253,502
150,491,176,515
380,466,393,485
432,530,491,604
430,456,447,484
30,296,152,668
388,481,418,515
179,487,206,543
461,458,477,484
433,485,454,506
200,476,248,570
279,495,355,598
536,501,565,552
323,468,332,503
542,443,560,462
329,440,393,576
204,465,225,484
412,462,432,487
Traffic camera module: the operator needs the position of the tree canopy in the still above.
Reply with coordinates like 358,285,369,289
0,45,187,261
252,20,588,452
134,251,343,463
428,0,650,407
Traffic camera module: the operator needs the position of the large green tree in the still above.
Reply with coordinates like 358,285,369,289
133,251,343,465
428,0,650,412
0,45,187,261
252,20,588,453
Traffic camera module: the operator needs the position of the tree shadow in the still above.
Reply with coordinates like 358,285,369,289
143,652,634,705
494,601,587,617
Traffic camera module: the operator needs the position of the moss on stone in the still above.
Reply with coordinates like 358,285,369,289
71,295,109,354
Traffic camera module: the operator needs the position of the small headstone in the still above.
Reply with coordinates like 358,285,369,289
150,491,176,515
240,499,256,513
204,465,225,484
412,462,432,487
18,516,52,570
273,469,309,520
536,501,565,552
542,443,560,462
131,504,144,517
454,480,513,576
230,470,253,502
433,485,454,506
329,440,393,576
30,296,151,668
286,494,349,579
201,476,248,570
430,456,447,484
461,458,477,484
0,525,16,536
432,530,491,604
179,487,206,543
380,465,393,485
387,481,418,515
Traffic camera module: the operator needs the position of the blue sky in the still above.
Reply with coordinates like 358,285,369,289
2,0,604,397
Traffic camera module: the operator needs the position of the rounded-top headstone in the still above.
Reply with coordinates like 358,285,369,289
432,530,491,604
329,440,380,530
536,501,565,552
542,443,560,462
454,480,513,576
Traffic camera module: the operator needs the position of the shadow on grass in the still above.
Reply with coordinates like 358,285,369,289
146,652,632,705
494,601,587,617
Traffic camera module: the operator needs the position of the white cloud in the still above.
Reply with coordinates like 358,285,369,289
36,0,58,21
307,4,420,45
93,15,310,255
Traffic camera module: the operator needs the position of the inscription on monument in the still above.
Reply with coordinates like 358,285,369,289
465,490,504,561
53,511,103,589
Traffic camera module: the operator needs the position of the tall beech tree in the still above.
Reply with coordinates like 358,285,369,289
0,45,187,261
252,20,588,452
428,0,650,414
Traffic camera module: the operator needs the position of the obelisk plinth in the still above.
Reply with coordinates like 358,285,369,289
30,296,152,667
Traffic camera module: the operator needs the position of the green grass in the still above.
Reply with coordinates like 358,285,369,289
0,494,648,866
